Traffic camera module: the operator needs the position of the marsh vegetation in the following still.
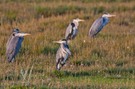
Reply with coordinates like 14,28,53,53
0,0,135,88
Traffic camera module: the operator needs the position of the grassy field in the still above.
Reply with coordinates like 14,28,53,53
0,0,135,88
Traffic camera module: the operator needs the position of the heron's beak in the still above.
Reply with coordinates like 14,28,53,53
108,14,116,17
53,40,63,44
78,19,84,22
16,33,31,37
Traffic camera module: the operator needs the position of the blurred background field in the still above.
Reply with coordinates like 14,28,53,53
0,0,135,88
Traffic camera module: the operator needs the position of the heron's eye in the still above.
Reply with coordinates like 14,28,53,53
13,33,15,36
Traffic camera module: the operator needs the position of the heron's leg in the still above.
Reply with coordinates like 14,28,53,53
11,58,15,63
60,57,65,65
57,64,61,70
61,63,65,67
60,60,66,67
56,59,61,70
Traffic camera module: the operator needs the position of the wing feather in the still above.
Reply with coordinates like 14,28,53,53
65,24,72,39
6,36,23,62
89,17,104,37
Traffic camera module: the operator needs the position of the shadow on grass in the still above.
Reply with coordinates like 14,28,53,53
72,60,95,66
1,74,21,81
104,68,135,75
115,61,128,67
52,70,100,78
52,67,135,79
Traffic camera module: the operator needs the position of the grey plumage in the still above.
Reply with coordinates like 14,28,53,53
6,28,30,62
89,13,116,37
54,39,71,70
65,18,84,40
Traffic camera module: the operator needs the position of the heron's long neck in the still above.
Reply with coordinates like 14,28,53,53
103,17,109,20
61,43,68,48
103,17,109,26
73,21,79,28
60,44,68,53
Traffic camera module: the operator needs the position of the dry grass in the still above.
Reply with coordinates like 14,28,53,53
0,0,135,88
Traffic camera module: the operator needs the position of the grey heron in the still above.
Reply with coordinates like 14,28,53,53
65,18,84,40
54,39,71,70
6,28,30,62
89,13,116,37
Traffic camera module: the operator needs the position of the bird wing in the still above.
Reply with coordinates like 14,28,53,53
6,34,12,48
56,47,62,63
65,23,72,39
6,36,17,54
72,27,78,39
64,47,71,55
89,17,104,37
6,36,23,62
56,46,71,63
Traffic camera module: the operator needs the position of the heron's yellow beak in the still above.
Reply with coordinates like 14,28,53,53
78,19,84,22
16,33,31,37
23,33,31,36
108,14,116,17
53,40,63,44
